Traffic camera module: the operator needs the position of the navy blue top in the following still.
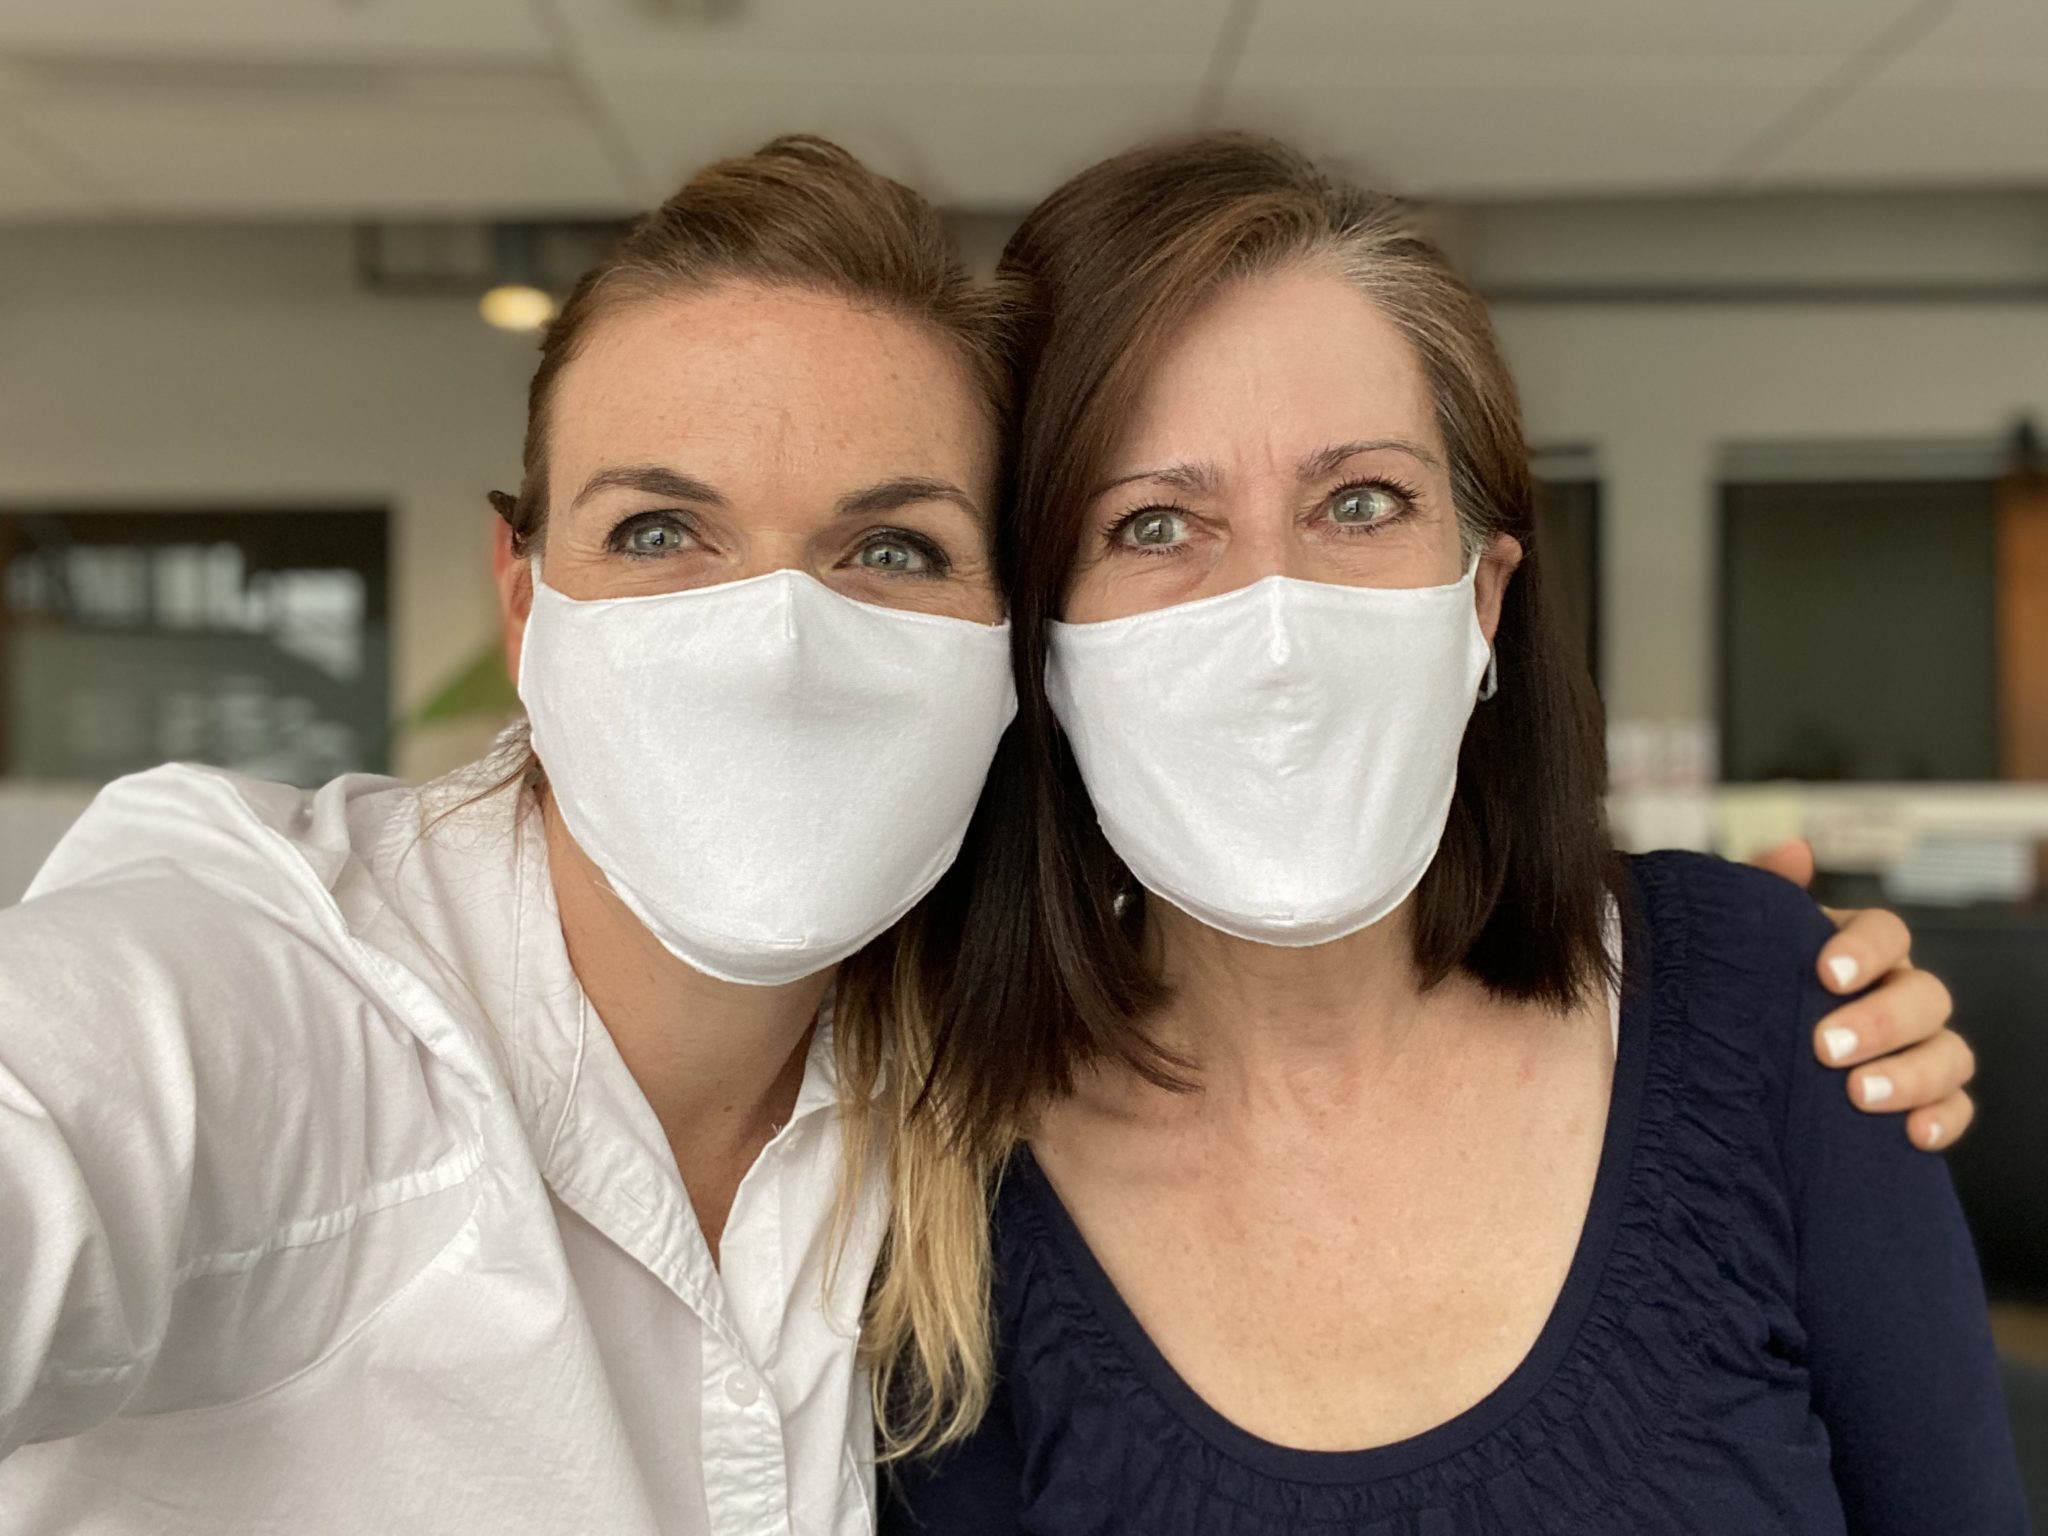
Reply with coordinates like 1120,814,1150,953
885,854,2027,1535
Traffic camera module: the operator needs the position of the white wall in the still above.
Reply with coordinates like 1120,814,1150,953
0,222,532,787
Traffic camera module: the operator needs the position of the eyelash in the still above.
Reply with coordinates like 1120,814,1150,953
1102,476,1423,556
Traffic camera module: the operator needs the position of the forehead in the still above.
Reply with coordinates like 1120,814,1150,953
1112,264,1439,466
547,280,994,497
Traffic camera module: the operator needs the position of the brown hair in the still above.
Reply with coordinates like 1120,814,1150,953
482,134,1018,1457
929,132,1623,1144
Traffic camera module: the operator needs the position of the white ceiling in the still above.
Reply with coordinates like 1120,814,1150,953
0,0,2040,220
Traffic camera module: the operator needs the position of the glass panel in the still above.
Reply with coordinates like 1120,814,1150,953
0,509,390,787
1720,479,1997,782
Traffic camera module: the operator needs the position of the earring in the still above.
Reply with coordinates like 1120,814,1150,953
1478,647,1499,702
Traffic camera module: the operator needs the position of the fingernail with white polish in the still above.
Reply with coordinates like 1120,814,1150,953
1822,1027,1858,1063
1827,956,1860,990
1924,1121,1944,1149
1861,1074,1895,1107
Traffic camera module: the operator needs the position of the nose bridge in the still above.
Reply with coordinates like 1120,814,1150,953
734,525,814,585
1213,490,1298,590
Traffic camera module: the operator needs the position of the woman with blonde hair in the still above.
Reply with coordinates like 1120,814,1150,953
0,136,1019,1534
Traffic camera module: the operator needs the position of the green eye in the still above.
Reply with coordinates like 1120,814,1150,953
630,523,682,552
856,538,931,574
610,513,695,557
1330,487,1399,525
1125,511,1187,547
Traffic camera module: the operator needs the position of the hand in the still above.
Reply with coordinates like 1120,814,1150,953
1748,840,1975,1152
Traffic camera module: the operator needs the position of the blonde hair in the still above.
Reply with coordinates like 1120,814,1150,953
479,135,1016,1460
834,926,1011,1459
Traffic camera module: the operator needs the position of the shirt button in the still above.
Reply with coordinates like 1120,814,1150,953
723,1368,761,1408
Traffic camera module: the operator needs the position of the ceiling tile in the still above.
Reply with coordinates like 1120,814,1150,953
0,0,552,62
0,0,2036,215
558,0,1230,206
555,0,1229,59
1751,57,2048,187
0,125,99,216
13,88,635,216
1903,0,2048,60
1744,0,2048,187
1219,54,1836,197
1236,0,1922,60
596,60,1211,208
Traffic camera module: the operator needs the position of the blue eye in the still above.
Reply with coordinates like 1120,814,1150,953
1330,486,1402,526
609,512,696,558
857,538,930,574
1121,510,1188,549
849,528,950,578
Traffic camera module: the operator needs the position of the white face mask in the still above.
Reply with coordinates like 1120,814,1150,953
518,567,1016,985
1046,562,1491,947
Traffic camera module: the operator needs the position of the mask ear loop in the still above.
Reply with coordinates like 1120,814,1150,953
1466,545,1499,701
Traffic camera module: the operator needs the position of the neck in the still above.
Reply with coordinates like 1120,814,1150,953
541,792,825,1255
1145,894,1443,1113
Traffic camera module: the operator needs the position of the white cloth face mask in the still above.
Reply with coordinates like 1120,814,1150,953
1046,562,1491,947
519,566,1016,985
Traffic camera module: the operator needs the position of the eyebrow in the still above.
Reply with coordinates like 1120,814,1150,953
567,464,983,524
836,476,985,524
1299,438,1443,478
570,464,727,511
1093,461,1222,498
1093,437,1444,499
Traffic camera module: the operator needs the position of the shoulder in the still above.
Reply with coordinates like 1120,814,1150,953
1621,850,1846,1196
12,758,524,1018
1624,849,1836,1038
1625,848,1834,962
5,764,441,1068
0,764,492,1276
21,760,426,933
25,760,423,913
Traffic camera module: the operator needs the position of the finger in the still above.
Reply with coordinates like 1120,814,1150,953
1747,839,1815,889
1846,1031,1977,1115
1907,1091,1976,1152
1812,967,1956,1064
1815,906,1914,994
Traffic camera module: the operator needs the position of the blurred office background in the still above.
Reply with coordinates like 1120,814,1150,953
0,0,2043,1506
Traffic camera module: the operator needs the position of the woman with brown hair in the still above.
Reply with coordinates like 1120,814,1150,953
887,136,2023,1533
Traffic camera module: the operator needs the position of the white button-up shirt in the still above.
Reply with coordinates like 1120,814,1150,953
0,760,886,1534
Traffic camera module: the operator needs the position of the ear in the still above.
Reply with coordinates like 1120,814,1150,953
1474,532,1523,645
493,515,534,681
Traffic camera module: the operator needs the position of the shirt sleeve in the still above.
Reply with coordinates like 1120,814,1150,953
1778,900,2029,1535
0,772,480,1460
879,1376,1030,1536
0,875,214,1456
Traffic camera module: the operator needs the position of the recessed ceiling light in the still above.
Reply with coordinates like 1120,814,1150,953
479,284,556,333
